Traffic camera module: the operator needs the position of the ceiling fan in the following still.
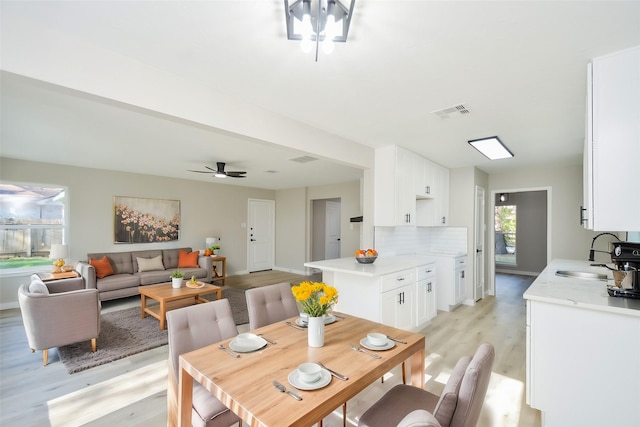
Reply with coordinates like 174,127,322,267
189,162,247,179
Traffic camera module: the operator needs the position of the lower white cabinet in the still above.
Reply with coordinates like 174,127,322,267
527,299,640,426
434,255,467,312
381,283,415,331
415,263,437,327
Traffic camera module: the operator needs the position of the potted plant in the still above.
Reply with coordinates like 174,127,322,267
170,269,184,289
209,245,221,255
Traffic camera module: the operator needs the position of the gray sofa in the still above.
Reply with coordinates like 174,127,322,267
77,247,212,301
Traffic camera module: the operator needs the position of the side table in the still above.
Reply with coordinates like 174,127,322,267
210,255,226,286
39,271,80,281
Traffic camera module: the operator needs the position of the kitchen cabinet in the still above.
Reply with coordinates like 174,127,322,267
415,263,437,327
374,145,416,225
582,46,640,231
375,145,450,227
417,162,449,226
303,256,435,331
524,260,640,426
433,254,467,312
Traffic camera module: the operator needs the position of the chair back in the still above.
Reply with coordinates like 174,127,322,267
448,342,495,427
166,299,238,375
245,282,299,330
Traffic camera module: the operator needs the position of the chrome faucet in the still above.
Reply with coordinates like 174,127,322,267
588,232,621,261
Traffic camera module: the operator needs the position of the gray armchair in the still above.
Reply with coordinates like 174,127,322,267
166,299,241,427
358,343,495,427
18,274,101,366
245,281,299,330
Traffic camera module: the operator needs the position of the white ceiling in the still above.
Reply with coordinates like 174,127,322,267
2,1,640,190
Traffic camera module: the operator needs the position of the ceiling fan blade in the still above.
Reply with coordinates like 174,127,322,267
226,172,246,178
206,165,217,172
188,170,213,173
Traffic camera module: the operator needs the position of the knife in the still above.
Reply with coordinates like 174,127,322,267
273,380,302,400
386,335,407,344
285,321,305,331
317,362,349,381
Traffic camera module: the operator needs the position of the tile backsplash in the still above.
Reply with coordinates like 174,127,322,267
375,226,468,256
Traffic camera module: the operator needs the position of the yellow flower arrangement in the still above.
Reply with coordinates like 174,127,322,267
291,281,339,317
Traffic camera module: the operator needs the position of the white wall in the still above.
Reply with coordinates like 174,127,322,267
274,187,307,274
489,164,613,263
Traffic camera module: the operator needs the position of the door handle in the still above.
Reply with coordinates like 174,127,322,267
250,239,256,242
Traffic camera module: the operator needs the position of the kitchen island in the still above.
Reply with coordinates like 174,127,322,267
305,255,437,331
524,259,640,427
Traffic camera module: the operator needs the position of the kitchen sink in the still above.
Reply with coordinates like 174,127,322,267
555,270,608,280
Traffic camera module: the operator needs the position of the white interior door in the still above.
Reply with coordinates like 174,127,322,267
325,201,341,259
248,199,275,272
474,186,485,301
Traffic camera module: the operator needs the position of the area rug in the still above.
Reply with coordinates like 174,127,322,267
58,287,248,374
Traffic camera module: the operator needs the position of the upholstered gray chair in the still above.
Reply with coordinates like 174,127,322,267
18,274,100,366
245,282,299,330
358,343,495,427
166,299,241,427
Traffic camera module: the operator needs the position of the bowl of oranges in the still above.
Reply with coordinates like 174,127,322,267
355,248,378,264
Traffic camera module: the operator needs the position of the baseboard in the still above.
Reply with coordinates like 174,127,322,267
0,302,19,311
272,266,309,276
462,298,476,306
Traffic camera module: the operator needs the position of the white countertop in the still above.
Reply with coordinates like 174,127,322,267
523,259,640,317
304,255,436,277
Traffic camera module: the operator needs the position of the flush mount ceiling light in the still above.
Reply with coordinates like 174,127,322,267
284,0,356,61
499,193,509,202
468,136,514,160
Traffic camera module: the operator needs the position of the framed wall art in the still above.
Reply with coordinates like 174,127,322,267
113,196,180,243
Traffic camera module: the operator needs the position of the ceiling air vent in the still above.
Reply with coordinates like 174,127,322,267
289,156,318,163
433,104,471,119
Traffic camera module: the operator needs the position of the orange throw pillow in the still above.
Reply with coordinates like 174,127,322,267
89,256,114,279
178,250,199,268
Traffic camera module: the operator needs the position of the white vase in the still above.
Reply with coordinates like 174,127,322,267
307,316,325,347
171,277,183,289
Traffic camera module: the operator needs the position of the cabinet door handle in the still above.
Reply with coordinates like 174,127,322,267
579,205,588,225
397,277,405,281
461,271,465,279
441,216,446,224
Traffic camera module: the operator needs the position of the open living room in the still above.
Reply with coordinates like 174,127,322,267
1,2,639,427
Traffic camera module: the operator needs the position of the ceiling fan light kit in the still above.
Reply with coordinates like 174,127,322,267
188,162,247,179
284,0,356,61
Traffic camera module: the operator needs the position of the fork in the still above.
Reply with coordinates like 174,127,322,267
218,344,240,358
350,343,381,359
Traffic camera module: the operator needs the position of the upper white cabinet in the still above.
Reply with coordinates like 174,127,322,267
583,46,640,231
375,145,450,227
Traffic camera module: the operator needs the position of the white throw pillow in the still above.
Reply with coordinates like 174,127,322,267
29,280,50,295
137,255,165,272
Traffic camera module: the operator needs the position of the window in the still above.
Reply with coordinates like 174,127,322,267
0,184,66,270
495,205,516,265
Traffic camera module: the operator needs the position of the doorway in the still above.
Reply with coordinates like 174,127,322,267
311,198,341,261
488,188,551,296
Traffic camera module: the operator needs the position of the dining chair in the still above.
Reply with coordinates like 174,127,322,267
245,281,299,330
245,282,347,427
358,343,495,427
166,299,241,427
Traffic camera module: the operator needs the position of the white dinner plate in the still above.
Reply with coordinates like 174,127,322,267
359,337,395,351
288,368,332,390
295,314,336,327
228,334,268,353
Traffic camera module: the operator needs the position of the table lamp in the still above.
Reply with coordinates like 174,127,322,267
50,244,69,273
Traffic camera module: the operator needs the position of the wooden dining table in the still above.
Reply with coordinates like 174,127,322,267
178,313,426,427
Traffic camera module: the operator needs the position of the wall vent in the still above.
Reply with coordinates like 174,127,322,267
289,155,318,163
433,104,471,119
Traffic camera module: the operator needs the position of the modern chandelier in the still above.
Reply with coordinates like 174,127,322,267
284,0,356,61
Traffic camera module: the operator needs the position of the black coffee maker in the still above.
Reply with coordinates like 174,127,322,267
608,241,640,298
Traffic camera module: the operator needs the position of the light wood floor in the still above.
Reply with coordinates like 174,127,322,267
0,272,540,427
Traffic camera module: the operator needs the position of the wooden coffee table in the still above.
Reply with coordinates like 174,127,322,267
138,282,222,330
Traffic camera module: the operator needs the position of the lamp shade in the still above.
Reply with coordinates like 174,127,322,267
50,244,69,260
205,237,218,248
